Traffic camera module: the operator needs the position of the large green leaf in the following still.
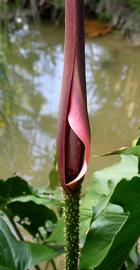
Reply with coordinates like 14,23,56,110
0,176,31,204
80,204,128,269
80,152,140,270
0,217,63,270
80,155,138,237
94,155,138,182
0,267,11,270
96,176,140,270
80,176,140,270
0,177,62,237
0,176,62,207
8,201,57,237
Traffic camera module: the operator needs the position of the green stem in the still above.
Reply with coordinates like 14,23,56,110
64,186,81,270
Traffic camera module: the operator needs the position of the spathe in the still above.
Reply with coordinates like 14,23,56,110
57,0,90,193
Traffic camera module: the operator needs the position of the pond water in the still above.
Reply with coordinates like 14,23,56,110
0,23,140,189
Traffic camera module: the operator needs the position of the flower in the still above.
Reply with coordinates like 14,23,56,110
57,0,90,193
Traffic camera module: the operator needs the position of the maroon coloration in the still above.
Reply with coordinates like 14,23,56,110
57,0,90,192
65,127,85,183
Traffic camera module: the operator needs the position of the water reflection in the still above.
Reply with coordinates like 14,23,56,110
0,24,140,186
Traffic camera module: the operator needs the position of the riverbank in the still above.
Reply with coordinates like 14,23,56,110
96,0,140,46
1,0,140,46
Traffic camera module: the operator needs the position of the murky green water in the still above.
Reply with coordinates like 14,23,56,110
0,23,140,188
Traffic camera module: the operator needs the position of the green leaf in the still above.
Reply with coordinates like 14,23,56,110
96,177,140,270
128,245,139,269
47,217,65,246
0,176,62,207
8,201,57,237
10,192,62,208
127,259,136,270
48,153,59,190
0,217,63,270
0,176,31,204
0,267,11,270
94,155,138,189
49,169,59,190
80,155,140,270
80,155,138,237
94,145,140,158
0,177,61,237
80,204,128,270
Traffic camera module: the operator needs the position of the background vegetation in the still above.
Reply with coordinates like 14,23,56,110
1,0,140,22
1,0,140,45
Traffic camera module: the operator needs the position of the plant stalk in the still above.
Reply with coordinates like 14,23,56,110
64,186,81,270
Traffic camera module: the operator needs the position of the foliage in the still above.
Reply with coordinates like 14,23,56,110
127,0,140,13
0,217,62,270
0,137,140,269
0,176,63,269
79,137,140,270
1,0,140,28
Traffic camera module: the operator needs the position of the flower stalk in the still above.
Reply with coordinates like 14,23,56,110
57,0,90,269
64,186,81,270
